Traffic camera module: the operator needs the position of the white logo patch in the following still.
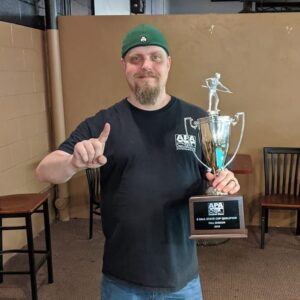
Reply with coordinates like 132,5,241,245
140,36,147,42
175,134,196,151
208,202,225,216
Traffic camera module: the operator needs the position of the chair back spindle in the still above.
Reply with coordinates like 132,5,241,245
264,148,300,197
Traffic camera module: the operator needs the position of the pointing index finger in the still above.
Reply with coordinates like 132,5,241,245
98,123,111,144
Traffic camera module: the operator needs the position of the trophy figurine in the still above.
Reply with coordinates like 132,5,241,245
185,73,248,240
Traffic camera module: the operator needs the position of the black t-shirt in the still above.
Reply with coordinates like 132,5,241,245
59,96,207,292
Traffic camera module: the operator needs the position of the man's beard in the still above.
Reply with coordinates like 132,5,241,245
135,84,160,105
132,71,161,105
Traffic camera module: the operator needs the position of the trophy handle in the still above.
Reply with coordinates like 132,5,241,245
223,112,245,170
184,117,212,172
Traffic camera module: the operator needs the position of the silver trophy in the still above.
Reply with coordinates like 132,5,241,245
186,73,247,240
185,73,245,195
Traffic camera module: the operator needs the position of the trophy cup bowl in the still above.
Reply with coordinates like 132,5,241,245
200,115,232,173
197,113,245,195
184,111,245,185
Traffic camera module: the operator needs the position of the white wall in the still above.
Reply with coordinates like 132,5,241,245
95,0,130,15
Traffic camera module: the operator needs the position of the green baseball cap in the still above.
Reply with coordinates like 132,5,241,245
121,23,169,58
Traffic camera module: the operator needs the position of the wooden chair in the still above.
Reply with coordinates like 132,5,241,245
260,147,300,249
86,168,101,239
0,192,53,300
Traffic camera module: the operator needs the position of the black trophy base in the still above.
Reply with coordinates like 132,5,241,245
189,195,248,240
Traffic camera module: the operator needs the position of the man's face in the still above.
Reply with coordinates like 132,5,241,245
121,46,171,105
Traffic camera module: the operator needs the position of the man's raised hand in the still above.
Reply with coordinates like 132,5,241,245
71,123,111,170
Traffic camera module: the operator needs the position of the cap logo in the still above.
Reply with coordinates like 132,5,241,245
140,36,147,43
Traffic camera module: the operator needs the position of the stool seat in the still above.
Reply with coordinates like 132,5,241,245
0,193,49,214
0,192,54,300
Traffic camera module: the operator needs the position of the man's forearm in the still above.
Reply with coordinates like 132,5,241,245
36,150,81,184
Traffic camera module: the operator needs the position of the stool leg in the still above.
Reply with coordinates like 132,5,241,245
43,201,53,283
296,209,300,235
89,198,94,239
0,217,3,283
26,215,37,300
261,208,265,249
264,208,269,233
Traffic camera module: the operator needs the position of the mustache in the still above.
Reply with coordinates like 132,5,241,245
134,71,158,78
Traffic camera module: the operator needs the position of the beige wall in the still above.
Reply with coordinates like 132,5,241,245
0,21,53,263
58,14,299,227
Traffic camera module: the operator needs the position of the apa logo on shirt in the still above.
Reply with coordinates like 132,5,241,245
175,134,196,152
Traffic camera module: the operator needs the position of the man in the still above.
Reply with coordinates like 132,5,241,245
36,23,240,300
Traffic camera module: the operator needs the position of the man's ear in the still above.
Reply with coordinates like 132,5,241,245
167,56,172,70
120,58,126,70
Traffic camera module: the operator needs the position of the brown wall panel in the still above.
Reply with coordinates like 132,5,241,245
0,21,53,263
58,14,300,226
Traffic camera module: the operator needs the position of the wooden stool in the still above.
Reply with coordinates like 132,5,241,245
0,193,54,300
